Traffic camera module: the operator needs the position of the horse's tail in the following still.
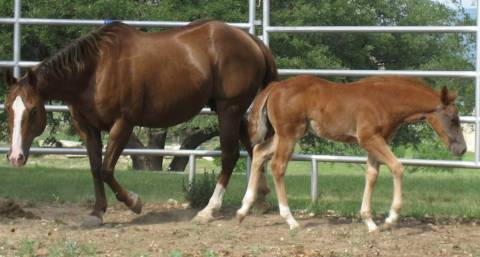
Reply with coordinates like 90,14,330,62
248,83,276,145
248,34,278,88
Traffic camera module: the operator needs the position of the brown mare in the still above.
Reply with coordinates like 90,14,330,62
236,75,466,232
4,20,276,226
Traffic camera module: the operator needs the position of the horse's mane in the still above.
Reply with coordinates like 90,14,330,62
35,22,131,82
356,76,438,95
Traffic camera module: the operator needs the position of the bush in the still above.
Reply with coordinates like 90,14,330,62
183,170,217,209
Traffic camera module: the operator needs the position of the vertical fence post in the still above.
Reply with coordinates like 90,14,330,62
262,0,270,46
248,0,256,35
246,156,252,184
475,0,480,164
13,0,21,77
188,154,196,186
311,159,318,202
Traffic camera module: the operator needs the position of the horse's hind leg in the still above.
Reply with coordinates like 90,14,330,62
237,137,275,222
239,117,270,213
360,155,380,232
361,135,403,230
102,119,143,214
194,102,244,223
270,135,299,230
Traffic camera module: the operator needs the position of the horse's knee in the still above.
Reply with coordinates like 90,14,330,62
270,160,286,177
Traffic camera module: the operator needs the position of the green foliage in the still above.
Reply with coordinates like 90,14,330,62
0,0,475,165
183,170,217,209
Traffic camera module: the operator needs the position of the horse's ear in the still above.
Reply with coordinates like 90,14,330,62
4,69,17,87
441,86,450,105
26,70,37,89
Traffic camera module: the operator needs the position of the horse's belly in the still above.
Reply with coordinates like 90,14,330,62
135,102,206,128
308,120,358,144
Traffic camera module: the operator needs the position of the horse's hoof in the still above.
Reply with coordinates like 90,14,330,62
288,221,300,230
128,192,143,214
236,211,247,224
192,212,214,224
81,215,103,228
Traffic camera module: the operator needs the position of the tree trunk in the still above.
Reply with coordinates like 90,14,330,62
127,130,167,171
168,128,219,172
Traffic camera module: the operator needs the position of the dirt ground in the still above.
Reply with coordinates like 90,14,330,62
0,199,480,257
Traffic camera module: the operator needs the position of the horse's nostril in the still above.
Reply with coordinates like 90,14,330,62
18,153,24,161
6,154,9,161
461,147,467,155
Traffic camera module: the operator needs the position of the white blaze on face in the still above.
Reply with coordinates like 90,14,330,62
10,95,26,160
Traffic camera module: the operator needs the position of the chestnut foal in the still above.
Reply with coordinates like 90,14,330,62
237,75,466,231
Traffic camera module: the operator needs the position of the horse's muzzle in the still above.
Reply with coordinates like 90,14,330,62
8,150,26,167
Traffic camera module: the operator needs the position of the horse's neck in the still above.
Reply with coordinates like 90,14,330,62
388,89,439,121
36,69,91,102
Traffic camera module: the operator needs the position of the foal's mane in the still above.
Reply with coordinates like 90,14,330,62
356,76,438,95
35,22,130,82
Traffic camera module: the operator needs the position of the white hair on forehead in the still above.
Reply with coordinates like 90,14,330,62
11,95,26,154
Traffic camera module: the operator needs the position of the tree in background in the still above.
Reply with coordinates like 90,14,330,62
0,0,475,171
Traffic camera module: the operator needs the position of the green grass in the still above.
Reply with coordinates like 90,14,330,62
1,156,480,220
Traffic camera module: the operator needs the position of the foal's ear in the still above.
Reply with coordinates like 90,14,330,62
26,70,37,89
440,86,458,105
4,69,17,87
440,86,450,105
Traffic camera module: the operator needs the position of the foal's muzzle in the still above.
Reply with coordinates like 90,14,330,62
450,142,467,157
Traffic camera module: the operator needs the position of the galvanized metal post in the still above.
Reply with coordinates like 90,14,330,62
248,0,256,34
246,156,252,184
188,154,196,185
475,0,480,164
13,0,21,77
311,159,318,202
262,0,270,46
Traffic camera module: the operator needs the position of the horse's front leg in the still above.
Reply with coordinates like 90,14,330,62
361,135,403,231
72,119,106,227
360,155,380,232
102,119,143,214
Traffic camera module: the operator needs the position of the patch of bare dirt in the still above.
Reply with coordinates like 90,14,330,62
0,202,480,257
0,198,38,220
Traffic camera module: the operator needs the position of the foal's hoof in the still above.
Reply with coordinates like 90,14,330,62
254,200,271,214
236,211,247,224
379,222,395,231
128,192,143,214
81,215,103,228
192,212,214,224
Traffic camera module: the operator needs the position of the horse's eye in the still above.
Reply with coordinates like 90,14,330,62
30,107,37,118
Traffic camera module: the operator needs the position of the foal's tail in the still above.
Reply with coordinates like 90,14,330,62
248,83,276,145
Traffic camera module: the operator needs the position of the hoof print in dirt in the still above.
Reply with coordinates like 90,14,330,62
0,198,39,220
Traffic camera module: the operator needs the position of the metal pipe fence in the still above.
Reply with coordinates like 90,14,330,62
1,0,480,202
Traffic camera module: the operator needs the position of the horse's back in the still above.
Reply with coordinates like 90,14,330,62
92,21,268,127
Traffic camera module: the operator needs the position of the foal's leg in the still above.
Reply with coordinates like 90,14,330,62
102,119,143,214
73,121,106,227
360,155,380,232
361,135,403,230
270,136,299,230
194,103,243,223
239,117,270,213
237,137,275,221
